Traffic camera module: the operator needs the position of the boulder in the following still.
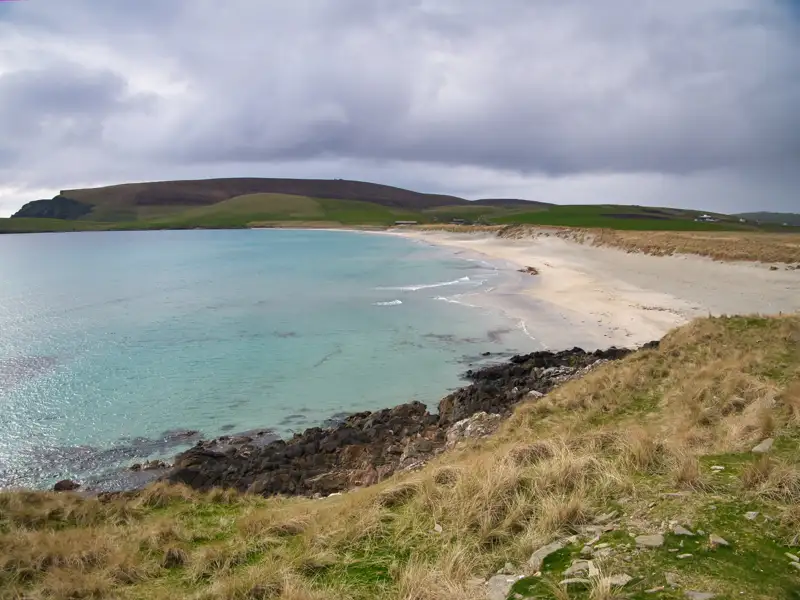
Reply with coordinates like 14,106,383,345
53,479,80,492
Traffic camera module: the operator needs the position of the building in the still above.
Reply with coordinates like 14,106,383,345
695,214,719,223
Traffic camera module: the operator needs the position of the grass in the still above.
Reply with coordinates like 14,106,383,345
491,205,755,231
2,315,800,599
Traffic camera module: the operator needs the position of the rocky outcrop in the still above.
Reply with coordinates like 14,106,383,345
12,195,93,220
163,344,654,497
438,346,638,424
53,479,80,492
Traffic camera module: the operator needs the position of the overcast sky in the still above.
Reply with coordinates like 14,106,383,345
0,1,798,216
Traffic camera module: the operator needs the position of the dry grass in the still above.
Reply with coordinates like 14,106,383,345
492,224,800,263
1,314,799,599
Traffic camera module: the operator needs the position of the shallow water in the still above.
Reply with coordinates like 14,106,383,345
0,229,539,489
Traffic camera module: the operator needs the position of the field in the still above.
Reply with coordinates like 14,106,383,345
2,315,800,599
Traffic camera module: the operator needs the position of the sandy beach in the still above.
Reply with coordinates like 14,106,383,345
392,229,800,349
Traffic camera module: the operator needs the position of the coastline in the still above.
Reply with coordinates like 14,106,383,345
388,228,800,348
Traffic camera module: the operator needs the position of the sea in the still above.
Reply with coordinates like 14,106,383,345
0,229,540,490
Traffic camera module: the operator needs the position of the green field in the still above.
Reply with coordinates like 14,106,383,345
2,192,796,234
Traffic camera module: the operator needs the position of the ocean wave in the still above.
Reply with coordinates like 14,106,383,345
377,276,472,292
373,300,403,306
433,295,478,308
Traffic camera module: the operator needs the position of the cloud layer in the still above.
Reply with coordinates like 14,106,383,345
1,0,798,215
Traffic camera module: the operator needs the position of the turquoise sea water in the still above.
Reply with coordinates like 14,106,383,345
0,229,538,489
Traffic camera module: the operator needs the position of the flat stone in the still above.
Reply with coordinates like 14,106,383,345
528,540,565,571
685,592,715,600
608,574,633,587
744,511,759,520
710,465,725,471
563,561,590,577
752,438,774,453
791,562,800,572
593,542,610,550
595,511,618,524
559,578,590,587
594,547,615,558
785,553,799,563
677,553,693,559
636,534,665,548
580,546,594,556
433,523,443,534
646,587,665,594
665,572,680,587
709,534,730,547
526,390,544,399
486,575,519,600
673,525,695,536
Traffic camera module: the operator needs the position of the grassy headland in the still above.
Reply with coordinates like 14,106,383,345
2,315,800,599
4,178,799,234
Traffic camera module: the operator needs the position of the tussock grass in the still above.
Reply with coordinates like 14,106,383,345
1,314,800,599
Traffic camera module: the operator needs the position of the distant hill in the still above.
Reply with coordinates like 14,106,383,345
736,212,800,227
13,178,468,222
471,198,553,208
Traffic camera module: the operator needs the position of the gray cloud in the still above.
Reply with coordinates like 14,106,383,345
0,0,799,215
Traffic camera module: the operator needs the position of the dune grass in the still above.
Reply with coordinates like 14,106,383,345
2,315,800,599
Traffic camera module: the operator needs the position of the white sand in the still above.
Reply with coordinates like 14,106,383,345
392,229,800,349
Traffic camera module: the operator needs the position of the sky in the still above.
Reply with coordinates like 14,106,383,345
0,1,798,216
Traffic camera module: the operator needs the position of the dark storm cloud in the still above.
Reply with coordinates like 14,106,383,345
0,0,798,214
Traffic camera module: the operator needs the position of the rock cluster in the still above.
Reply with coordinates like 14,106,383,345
163,344,652,496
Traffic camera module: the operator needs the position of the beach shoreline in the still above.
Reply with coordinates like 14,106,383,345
387,227,800,348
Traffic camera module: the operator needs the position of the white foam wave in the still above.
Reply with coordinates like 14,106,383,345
373,300,403,306
377,276,471,292
433,295,479,308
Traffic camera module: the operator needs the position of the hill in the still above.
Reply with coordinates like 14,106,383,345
737,212,800,227
13,178,469,222
5,178,795,233
2,315,800,599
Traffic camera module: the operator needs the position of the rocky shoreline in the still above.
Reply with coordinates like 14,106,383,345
159,343,653,497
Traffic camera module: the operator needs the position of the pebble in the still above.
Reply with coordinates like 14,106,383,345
486,575,523,600
528,540,565,571
752,438,774,453
744,512,759,521
791,562,800,572
608,574,633,587
636,534,665,548
594,543,610,550
646,587,665,593
580,546,594,557
433,523,443,534
673,525,695,536
677,553,693,559
563,561,590,577
595,511,618,524
710,465,725,471
664,572,679,587
709,534,730,547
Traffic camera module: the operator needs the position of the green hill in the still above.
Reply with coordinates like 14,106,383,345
737,212,800,227
3,177,792,233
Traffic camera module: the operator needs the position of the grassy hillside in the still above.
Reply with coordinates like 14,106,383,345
737,212,800,227
492,205,754,231
0,218,112,234
2,315,800,599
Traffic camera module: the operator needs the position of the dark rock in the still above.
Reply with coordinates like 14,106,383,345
162,343,651,497
53,479,80,492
